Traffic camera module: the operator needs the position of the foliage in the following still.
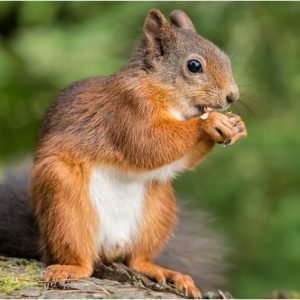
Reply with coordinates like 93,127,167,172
0,2,300,298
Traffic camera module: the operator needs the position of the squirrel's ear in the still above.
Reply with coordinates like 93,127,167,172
144,9,175,57
170,10,196,33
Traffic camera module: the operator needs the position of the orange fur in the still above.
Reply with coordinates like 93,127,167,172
31,155,98,279
133,181,177,258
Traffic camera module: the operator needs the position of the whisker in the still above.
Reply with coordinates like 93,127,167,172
242,97,267,112
238,99,261,125
237,83,252,88
236,79,252,87
241,95,260,105
231,103,241,116
229,50,237,62
241,93,256,99
241,91,257,98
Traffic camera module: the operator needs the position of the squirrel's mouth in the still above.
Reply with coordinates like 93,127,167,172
197,104,230,115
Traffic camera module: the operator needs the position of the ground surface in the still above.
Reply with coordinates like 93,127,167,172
0,256,232,299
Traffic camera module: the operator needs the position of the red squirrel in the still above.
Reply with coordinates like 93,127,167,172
3,9,247,298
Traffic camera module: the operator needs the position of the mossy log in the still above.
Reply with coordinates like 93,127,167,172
0,256,232,299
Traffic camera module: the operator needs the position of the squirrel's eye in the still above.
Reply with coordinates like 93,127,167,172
187,60,202,73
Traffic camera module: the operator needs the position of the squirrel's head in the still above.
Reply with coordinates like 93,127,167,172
131,9,239,119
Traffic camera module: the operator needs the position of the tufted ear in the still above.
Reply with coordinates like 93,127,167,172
143,9,175,59
170,9,196,33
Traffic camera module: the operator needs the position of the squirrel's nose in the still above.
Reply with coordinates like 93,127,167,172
226,83,239,103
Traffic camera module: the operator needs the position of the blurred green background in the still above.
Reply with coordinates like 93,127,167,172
0,1,300,298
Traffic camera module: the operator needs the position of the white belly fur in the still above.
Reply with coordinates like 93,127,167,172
89,157,187,253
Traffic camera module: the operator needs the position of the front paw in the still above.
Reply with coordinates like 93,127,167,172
225,113,247,145
202,112,247,145
45,264,92,287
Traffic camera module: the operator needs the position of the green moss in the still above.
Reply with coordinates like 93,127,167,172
0,257,44,294
0,276,37,294
24,262,43,280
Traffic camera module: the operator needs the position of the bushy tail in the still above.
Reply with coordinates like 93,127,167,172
0,167,230,291
0,167,41,259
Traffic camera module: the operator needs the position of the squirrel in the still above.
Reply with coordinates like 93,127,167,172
0,9,247,298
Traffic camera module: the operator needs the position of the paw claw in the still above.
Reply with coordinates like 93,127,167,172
172,273,202,299
224,137,232,146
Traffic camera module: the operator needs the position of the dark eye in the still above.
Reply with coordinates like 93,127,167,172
187,60,202,73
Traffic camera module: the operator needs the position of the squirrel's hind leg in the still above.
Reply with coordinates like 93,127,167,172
127,181,201,298
31,155,98,284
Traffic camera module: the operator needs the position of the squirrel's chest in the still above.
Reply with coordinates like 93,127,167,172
88,158,186,253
